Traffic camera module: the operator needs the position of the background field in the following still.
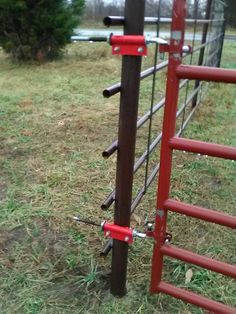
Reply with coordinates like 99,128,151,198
0,40,235,313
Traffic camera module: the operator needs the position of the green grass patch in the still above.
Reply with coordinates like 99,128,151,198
0,40,235,313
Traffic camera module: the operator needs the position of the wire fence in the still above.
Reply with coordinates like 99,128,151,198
101,0,226,217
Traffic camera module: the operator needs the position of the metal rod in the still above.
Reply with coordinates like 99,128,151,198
177,65,236,83
100,239,113,257
169,137,236,160
161,245,236,278
164,199,236,228
110,0,145,297
101,191,115,210
103,61,168,98
102,141,118,158
71,36,107,42
157,282,235,314
103,16,223,27
73,216,101,227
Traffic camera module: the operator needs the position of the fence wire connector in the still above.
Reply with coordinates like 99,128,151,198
182,45,192,54
145,221,155,238
102,222,147,244
72,216,148,244
164,232,172,243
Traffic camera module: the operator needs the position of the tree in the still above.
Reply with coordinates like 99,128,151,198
0,0,85,61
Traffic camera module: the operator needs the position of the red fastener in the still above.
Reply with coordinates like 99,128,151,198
110,35,147,56
102,222,134,244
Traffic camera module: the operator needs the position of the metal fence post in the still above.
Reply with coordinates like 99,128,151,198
110,0,145,297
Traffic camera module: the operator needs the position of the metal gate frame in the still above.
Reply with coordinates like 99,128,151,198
150,0,236,313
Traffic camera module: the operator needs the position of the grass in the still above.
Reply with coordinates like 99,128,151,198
0,38,235,314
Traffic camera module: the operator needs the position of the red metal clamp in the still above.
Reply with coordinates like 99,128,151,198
110,35,147,56
102,222,147,244
72,216,151,244
102,222,134,244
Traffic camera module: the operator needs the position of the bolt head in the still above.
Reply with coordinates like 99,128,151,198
137,47,144,53
124,236,130,242
114,46,120,52
105,231,110,237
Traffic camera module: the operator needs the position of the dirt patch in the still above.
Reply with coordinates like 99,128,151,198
0,226,27,251
18,98,33,111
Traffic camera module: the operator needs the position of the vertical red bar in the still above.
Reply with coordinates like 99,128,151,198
150,0,187,292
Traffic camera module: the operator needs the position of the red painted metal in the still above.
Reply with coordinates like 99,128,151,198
150,0,186,292
150,0,236,312
103,222,133,244
110,35,147,56
161,245,236,278
170,137,236,160
156,282,236,314
176,65,236,83
159,43,170,53
164,199,236,229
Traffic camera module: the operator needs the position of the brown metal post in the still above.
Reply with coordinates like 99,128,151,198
110,0,145,297
192,0,213,107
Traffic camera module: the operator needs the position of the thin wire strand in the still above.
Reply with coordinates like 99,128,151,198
144,0,162,193
180,0,199,133
200,0,215,101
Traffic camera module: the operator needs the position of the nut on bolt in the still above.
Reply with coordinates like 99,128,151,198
124,236,130,242
137,47,144,53
114,46,120,52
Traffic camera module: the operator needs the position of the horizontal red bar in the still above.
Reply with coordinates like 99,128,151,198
176,65,236,84
157,281,235,314
164,199,236,229
170,137,236,160
161,245,236,278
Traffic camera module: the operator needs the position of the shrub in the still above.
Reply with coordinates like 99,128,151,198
0,0,85,61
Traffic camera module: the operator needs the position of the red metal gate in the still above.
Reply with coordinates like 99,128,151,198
150,0,236,313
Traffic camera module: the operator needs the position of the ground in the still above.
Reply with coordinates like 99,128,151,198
0,39,235,313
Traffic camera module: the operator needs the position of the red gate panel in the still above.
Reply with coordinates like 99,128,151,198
150,0,236,313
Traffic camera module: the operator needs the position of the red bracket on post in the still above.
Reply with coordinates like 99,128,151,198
110,35,147,56
102,222,134,244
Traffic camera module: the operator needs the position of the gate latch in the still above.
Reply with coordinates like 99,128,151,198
73,216,147,244
102,221,146,244
110,35,168,56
